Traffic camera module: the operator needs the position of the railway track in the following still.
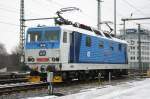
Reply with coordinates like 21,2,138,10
0,72,29,79
0,78,28,84
0,72,29,84
0,73,49,95
0,82,49,95
0,75,137,98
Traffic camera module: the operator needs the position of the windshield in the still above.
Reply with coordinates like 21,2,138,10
45,30,60,41
27,32,42,42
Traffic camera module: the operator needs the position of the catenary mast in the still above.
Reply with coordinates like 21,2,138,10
20,0,25,62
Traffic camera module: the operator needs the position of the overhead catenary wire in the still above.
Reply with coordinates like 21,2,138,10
0,7,19,14
44,0,97,25
0,3,19,11
115,1,147,30
0,20,20,27
31,0,56,13
27,0,150,33
1,0,149,33
121,0,148,17
29,0,98,28
0,3,43,19
45,0,66,8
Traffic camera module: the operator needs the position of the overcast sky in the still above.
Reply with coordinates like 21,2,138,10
0,0,150,53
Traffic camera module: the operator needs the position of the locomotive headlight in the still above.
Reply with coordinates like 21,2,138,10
56,57,59,61
28,56,35,62
31,58,35,62
49,57,59,62
52,57,56,62
28,57,32,62
52,57,59,62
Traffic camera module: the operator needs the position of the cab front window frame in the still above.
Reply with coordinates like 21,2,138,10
27,31,42,42
45,30,60,42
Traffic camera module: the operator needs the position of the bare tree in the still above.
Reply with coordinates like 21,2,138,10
0,44,28,72
0,43,8,69
11,46,21,55
7,46,21,71
0,43,7,55
10,45,29,72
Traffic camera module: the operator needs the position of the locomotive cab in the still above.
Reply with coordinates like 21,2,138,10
25,26,70,73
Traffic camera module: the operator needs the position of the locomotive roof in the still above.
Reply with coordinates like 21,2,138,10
60,25,127,44
28,25,127,44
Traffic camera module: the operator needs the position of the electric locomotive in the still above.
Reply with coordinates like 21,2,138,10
24,8,129,82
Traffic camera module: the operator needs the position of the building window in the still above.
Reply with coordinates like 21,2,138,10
130,56,135,60
63,32,67,43
130,46,135,50
130,51,135,55
86,36,91,47
130,40,135,45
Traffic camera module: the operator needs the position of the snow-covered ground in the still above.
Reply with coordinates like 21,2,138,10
24,96,58,99
26,78,150,99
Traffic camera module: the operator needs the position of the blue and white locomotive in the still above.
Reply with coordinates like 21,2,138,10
25,9,129,81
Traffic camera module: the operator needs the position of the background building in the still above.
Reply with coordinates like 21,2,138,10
119,28,150,72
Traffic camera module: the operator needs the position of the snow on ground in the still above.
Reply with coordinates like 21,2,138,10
27,78,150,99
24,95,58,99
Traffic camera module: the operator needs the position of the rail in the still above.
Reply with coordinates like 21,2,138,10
0,82,49,95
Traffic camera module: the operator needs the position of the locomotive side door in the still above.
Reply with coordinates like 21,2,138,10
60,30,70,63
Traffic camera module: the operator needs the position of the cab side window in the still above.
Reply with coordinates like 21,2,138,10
63,32,67,43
